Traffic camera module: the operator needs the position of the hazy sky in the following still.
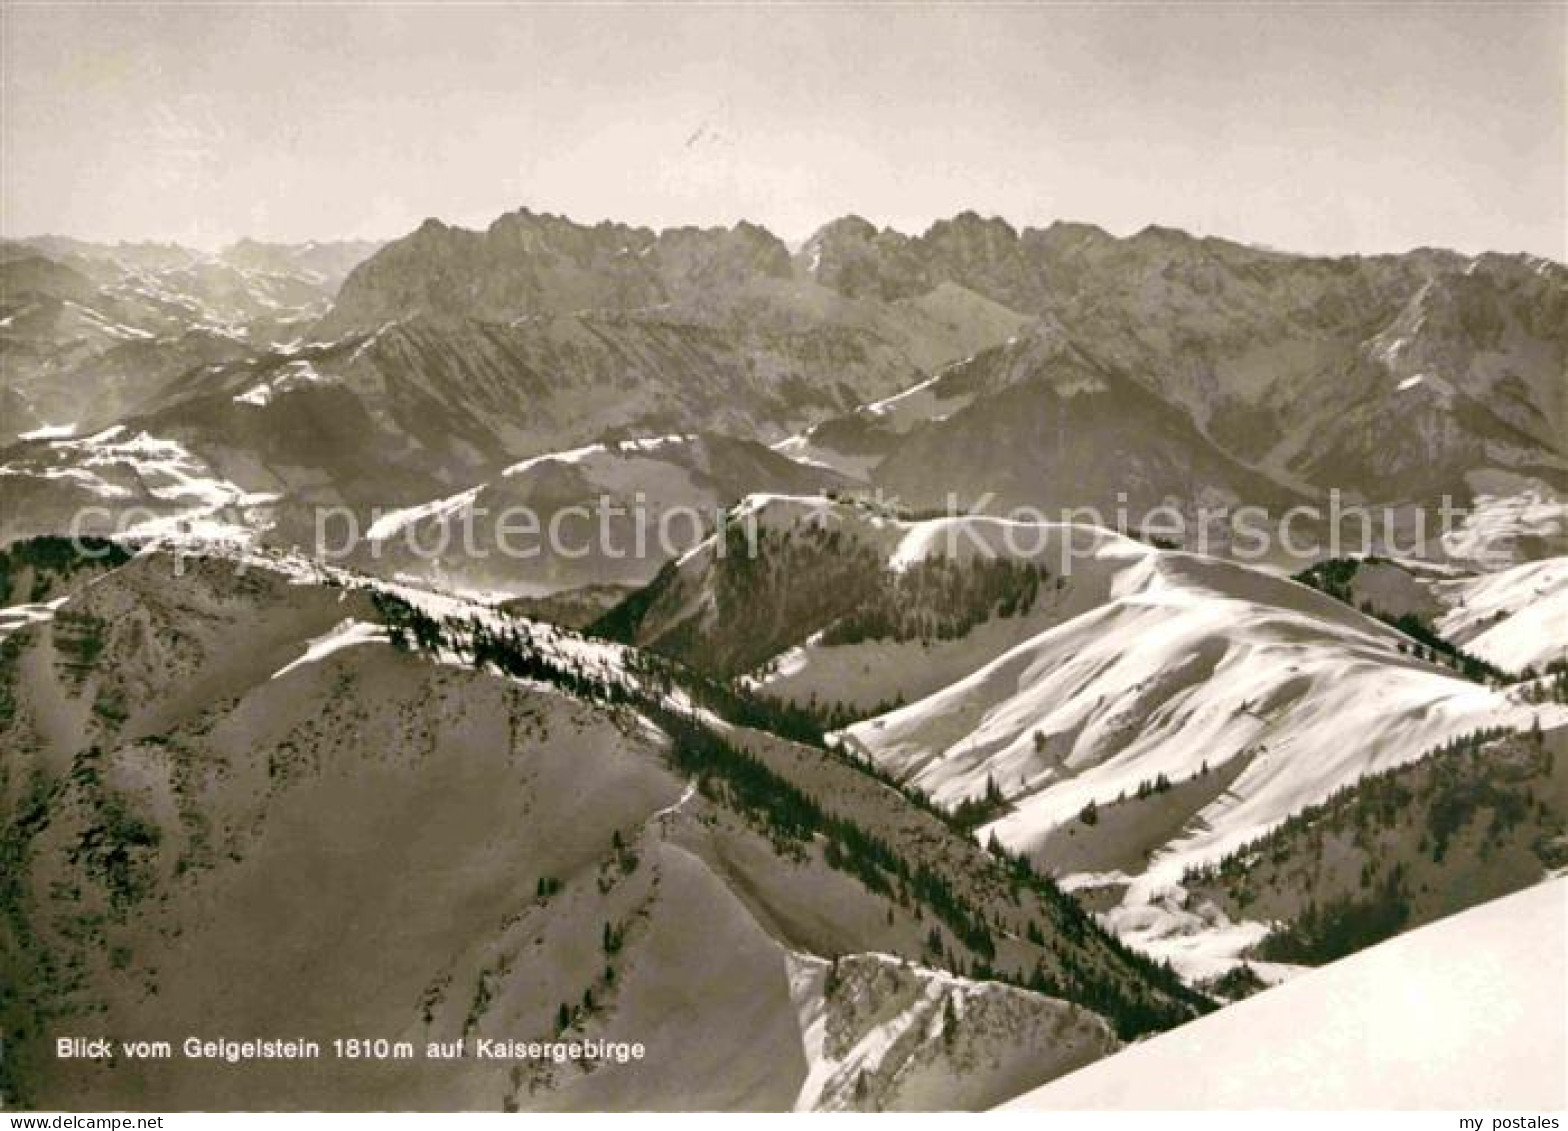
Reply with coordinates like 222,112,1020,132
2,4,1563,258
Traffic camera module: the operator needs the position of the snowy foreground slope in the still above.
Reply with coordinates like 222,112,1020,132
1004,878,1568,1110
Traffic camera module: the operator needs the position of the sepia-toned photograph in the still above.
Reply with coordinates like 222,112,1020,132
0,0,1564,1118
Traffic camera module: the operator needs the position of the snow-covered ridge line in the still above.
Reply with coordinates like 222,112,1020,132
501,434,698,478
233,358,333,406
363,432,713,543
0,595,71,645
365,486,484,541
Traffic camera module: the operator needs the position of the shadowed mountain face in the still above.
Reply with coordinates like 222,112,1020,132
321,211,793,330
792,218,1567,511
843,331,1304,517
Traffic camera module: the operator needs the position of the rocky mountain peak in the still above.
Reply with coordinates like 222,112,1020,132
650,219,793,292
322,207,803,329
798,215,923,300
923,209,1020,245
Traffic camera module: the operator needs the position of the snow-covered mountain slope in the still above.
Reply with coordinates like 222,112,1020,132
0,535,133,643
1003,878,1567,1110
0,425,281,545
11,210,1564,585
1434,556,1568,672
1440,478,1568,567
0,544,1201,1110
0,284,1009,554
592,495,1567,985
1291,552,1568,674
846,545,1566,879
320,207,1032,365
1181,724,1568,971
600,498,1564,851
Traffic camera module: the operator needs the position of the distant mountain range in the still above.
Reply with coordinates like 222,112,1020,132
3,209,1563,584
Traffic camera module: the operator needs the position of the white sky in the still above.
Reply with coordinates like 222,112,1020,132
2,3,1563,258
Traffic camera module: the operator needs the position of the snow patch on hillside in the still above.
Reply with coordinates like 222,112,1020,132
500,435,697,479
366,486,484,541
233,359,332,406
18,423,77,441
0,595,70,644
269,619,389,680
